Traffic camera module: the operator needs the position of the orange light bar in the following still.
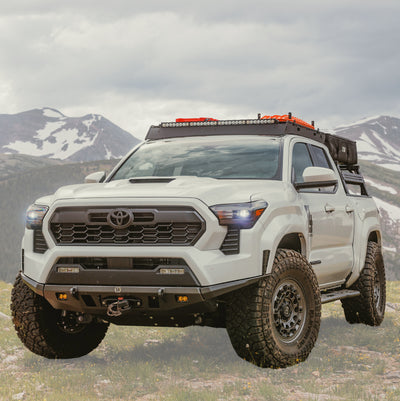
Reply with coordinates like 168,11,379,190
261,114,315,130
176,117,218,122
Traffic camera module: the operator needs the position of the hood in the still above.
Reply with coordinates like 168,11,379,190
40,176,286,207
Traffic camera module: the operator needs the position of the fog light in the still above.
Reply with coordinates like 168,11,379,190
176,295,188,303
56,293,68,300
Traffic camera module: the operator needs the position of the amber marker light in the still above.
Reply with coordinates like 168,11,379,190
56,293,68,300
176,295,189,303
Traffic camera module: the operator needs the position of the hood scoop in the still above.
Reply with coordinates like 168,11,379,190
129,177,176,184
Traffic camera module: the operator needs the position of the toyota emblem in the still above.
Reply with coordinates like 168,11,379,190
107,209,133,229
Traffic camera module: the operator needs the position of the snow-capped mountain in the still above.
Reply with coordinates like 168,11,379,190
334,115,400,171
0,108,140,161
334,115,400,277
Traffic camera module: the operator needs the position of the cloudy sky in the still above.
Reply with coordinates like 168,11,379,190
0,1,399,138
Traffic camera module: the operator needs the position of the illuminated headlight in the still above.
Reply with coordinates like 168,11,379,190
210,200,267,229
26,204,49,229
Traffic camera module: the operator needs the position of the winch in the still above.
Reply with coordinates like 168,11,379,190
104,297,142,317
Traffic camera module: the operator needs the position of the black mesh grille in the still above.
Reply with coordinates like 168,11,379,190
220,226,240,255
50,207,205,246
33,230,49,254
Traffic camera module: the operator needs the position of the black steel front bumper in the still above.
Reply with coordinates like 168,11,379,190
21,272,262,319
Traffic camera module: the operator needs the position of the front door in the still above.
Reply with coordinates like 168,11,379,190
291,142,354,286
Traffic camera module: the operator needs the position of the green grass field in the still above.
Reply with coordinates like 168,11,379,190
0,281,399,401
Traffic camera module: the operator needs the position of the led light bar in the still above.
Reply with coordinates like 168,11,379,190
160,119,277,128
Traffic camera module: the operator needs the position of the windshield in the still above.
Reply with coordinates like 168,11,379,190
110,136,282,181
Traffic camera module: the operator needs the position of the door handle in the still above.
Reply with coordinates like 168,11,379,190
346,205,354,213
324,204,335,213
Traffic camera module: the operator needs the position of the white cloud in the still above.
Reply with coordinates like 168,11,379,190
0,1,400,135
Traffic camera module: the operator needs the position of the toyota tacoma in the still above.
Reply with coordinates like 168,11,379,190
11,114,386,368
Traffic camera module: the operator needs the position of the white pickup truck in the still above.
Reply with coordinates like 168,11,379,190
11,114,386,368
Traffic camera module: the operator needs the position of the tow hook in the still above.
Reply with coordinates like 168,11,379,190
105,297,142,317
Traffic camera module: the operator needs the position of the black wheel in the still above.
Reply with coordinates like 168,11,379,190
225,249,321,368
341,242,386,326
10,274,109,358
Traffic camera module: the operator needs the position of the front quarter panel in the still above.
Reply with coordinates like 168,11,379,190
259,184,309,274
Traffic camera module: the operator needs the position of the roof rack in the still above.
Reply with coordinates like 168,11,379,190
145,114,357,165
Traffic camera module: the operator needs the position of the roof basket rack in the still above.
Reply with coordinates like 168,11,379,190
146,114,357,166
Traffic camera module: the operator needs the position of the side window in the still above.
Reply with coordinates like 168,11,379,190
340,166,369,197
310,145,336,193
346,184,363,196
310,145,332,169
292,142,337,194
292,143,313,183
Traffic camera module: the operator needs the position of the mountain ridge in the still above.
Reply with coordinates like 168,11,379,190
334,115,400,276
0,107,140,162
334,115,400,171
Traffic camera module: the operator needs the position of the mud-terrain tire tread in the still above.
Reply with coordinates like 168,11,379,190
341,242,385,326
10,274,109,358
225,249,321,368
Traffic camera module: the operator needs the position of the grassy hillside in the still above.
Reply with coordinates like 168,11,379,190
0,281,399,401
0,154,62,180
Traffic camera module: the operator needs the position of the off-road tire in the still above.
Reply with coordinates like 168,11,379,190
10,274,109,358
341,242,385,326
225,249,321,368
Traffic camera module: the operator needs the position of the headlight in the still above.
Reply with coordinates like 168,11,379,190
26,204,49,229
210,200,267,229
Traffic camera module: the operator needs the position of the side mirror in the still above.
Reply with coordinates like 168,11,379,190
85,171,106,183
303,167,337,183
295,167,337,190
